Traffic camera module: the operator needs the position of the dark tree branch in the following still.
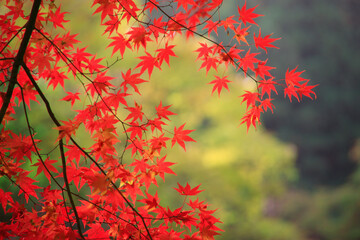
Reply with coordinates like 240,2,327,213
21,62,85,239
0,0,42,125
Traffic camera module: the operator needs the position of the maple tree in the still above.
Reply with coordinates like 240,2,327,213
0,0,316,239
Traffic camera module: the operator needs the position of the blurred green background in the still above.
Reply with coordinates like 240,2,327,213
2,0,360,239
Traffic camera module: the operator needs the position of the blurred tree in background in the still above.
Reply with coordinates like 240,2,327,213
258,0,360,187
217,0,360,239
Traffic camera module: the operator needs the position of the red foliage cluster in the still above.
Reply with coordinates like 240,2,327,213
0,0,316,239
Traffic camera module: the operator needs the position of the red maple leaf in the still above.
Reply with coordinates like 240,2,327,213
254,30,280,53
199,56,219,75
32,157,59,184
155,155,176,181
203,19,220,36
237,49,259,74
171,124,196,151
258,78,278,97
173,183,203,196
240,105,263,131
285,66,308,87
237,1,263,26
127,25,152,51
155,101,176,120
125,102,144,122
254,59,275,79
233,24,250,45
48,5,69,30
92,0,117,23
208,75,231,97
54,119,81,143
136,52,161,78
260,98,275,113
61,91,80,107
156,43,176,66
120,68,147,95
195,42,214,60
284,85,300,102
107,33,132,58
15,171,40,203
220,16,237,32
240,91,260,109
297,82,318,100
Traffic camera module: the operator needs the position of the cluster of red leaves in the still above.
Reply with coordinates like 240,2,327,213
0,0,316,239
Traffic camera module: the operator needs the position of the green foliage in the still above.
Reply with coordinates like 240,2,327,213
277,166,360,240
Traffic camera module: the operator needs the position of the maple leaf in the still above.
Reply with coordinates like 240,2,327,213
54,119,81,143
126,122,147,139
32,157,59,184
127,25,151,51
284,84,300,102
130,159,150,174
107,33,132,58
61,91,80,107
86,71,115,97
199,224,222,240
48,5,69,30
139,191,159,212
171,124,196,151
195,42,214,60
208,75,231,97
84,171,110,195
15,171,40,203
136,52,161,78
148,134,171,155
285,66,308,87
42,66,69,90
254,59,275,80
32,51,54,73
260,98,275,113
219,47,242,67
156,43,176,66
240,91,260,109
120,69,147,95
147,118,166,133
103,15,121,35
92,0,117,23
84,223,108,239
87,55,105,73
155,155,176,181
174,0,195,10
0,189,13,214
53,32,80,50
297,82,318,100
237,49,259,74
203,19,220,36
237,1,263,26
155,101,176,120
174,183,203,196
125,102,144,122
240,105,263,132
199,56,219,75
233,24,250,45
70,47,92,73
220,16,237,32
254,30,281,53
64,144,85,166
258,78,278,98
